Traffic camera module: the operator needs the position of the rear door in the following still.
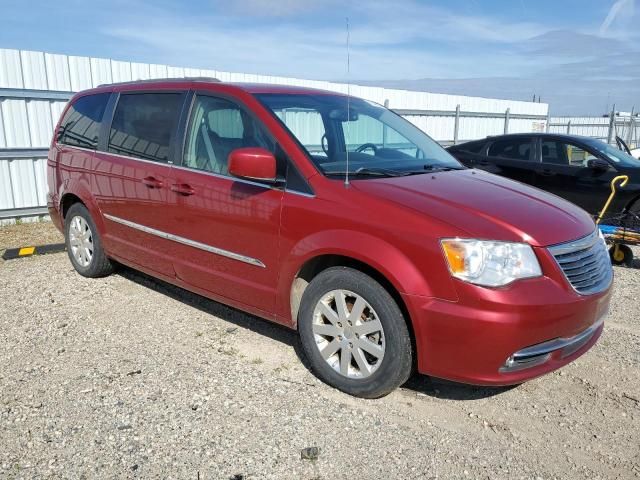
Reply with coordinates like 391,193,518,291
166,92,284,314
483,136,537,185
537,138,619,214
93,91,187,277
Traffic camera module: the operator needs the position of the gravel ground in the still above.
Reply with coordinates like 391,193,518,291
1,223,639,479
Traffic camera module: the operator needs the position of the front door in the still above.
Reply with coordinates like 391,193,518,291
536,139,618,215
167,93,283,314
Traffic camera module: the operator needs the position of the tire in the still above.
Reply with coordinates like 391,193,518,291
609,244,634,267
64,203,114,278
298,267,413,398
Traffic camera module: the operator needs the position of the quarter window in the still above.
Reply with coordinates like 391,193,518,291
183,95,273,175
58,93,110,149
108,93,183,163
488,138,533,161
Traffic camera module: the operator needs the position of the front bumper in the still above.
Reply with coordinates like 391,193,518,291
404,263,612,386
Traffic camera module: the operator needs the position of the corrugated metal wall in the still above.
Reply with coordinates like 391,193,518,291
0,48,549,222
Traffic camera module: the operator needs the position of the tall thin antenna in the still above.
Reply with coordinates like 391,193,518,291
345,17,351,188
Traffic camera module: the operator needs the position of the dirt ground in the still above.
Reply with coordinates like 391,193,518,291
1,222,639,479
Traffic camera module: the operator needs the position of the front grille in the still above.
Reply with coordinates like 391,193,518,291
548,230,613,295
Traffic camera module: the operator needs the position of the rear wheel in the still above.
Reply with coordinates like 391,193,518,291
298,267,412,398
64,203,114,277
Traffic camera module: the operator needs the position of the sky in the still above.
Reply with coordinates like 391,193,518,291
1,0,639,114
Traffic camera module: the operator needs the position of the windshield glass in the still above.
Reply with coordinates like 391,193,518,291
255,93,463,177
582,138,639,168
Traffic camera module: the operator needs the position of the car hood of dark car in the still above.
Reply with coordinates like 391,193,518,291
351,169,596,247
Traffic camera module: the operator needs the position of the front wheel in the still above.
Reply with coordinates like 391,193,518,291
298,267,413,398
64,203,114,278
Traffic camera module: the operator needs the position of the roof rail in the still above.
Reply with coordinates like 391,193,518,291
98,77,221,87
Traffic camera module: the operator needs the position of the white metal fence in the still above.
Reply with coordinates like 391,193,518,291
0,48,550,221
549,113,639,147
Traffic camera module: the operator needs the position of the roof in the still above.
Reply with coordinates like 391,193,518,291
94,77,344,96
483,133,603,142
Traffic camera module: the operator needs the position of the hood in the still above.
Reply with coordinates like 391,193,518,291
351,169,595,247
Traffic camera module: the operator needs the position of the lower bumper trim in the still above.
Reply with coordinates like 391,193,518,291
500,317,605,373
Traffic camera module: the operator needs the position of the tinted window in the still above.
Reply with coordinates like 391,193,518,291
183,95,273,175
58,93,110,149
488,138,533,161
458,141,486,154
108,93,183,163
542,140,598,167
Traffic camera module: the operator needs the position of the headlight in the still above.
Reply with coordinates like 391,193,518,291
440,239,542,287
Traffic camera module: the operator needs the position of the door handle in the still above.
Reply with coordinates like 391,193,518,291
171,183,195,196
478,160,489,166
142,176,163,188
540,169,554,176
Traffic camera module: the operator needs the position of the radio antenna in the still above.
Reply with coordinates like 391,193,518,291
345,17,351,188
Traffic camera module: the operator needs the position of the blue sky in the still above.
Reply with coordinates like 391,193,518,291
1,0,638,113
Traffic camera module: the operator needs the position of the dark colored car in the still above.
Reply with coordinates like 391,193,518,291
47,79,612,398
448,133,640,215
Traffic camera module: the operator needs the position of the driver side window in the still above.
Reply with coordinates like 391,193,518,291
542,140,597,167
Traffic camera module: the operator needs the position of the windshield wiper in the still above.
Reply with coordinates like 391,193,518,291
401,165,466,175
324,167,411,178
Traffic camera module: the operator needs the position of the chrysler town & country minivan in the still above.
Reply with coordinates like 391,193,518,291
47,79,613,398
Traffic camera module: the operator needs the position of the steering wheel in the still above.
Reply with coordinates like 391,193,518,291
356,143,378,154
321,134,329,156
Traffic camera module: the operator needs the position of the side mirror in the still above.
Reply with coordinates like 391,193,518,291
587,158,610,171
228,148,277,183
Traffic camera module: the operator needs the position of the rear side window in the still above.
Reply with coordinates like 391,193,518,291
460,142,485,153
457,141,486,154
108,93,183,163
488,138,533,161
58,93,110,149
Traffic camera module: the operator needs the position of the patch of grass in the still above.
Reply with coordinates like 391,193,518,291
218,346,239,356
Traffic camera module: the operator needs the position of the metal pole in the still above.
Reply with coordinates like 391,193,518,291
504,108,510,135
626,107,634,145
546,111,551,133
567,120,571,135
453,104,460,145
607,104,616,144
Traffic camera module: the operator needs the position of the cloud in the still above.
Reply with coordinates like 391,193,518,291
101,0,550,80
600,0,636,35
522,29,632,58
218,0,336,17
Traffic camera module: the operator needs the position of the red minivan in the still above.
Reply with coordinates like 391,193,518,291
47,79,613,398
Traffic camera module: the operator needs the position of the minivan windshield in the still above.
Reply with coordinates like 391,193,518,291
256,94,464,178
582,137,640,168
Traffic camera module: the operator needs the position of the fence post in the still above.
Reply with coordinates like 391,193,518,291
567,120,571,135
504,108,510,134
607,105,616,144
626,107,634,145
546,111,551,133
383,99,389,148
453,105,460,145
